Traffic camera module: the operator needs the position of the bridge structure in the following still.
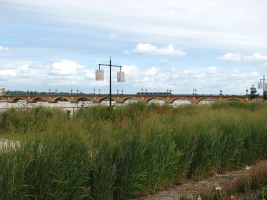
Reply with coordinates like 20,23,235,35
0,94,258,104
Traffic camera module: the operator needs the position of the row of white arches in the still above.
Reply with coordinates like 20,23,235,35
0,96,243,104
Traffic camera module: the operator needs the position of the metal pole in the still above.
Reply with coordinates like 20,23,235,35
110,56,112,107
263,74,265,97
98,57,122,107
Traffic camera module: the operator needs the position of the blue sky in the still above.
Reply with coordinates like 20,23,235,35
1,0,267,95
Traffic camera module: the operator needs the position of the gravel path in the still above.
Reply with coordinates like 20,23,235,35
134,160,267,200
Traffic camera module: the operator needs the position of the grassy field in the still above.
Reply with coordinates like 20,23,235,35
0,101,267,199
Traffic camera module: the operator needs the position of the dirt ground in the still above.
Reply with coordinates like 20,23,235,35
134,160,267,200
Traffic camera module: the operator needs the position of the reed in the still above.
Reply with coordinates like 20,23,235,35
0,101,266,199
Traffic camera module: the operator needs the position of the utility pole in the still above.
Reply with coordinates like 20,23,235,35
71,78,72,95
258,74,266,100
96,57,124,107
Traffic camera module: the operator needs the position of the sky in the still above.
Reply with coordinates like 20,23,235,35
1,0,267,95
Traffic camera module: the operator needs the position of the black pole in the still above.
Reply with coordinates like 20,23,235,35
98,57,122,107
110,56,112,107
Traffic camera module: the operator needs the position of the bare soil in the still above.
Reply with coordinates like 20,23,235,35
134,160,267,200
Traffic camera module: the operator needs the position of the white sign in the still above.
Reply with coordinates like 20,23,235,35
258,83,267,89
258,83,263,89
117,71,125,82
96,70,104,81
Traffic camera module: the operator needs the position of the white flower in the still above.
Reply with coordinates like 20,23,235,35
245,165,251,170
216,186,221,190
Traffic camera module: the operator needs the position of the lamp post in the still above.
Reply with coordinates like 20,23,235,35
258,74,266,100
49,88,51,95
98,89,101,95
193,88,197,95
246,89,248,96
122,90,124,95
97,57,124,107
93,88,96,95
219,90,223,96
141,88,143,95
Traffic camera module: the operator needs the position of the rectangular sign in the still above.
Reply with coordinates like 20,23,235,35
117,71,125,82
258,83,263,89
96,70,104,81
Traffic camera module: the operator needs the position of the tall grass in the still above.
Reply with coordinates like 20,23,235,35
0,101,267,199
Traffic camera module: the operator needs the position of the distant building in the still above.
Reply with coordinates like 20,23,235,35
0,87,5,96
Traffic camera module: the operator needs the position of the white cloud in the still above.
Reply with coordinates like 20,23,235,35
159,59,169,65
0,45,9,51
218,53,242,62
206,66,217,74
0,59,262,95
50,60,85,76
84,70,95,80
243,53,267,61
0,63,42,80
250,71,260,77
124,43,186,57
109,33,118,39
218,53,267,62
0,69,17,76
144,67,159,76
260,62,267,67
3,0,266,51
122,65,262,95
19,64,30,71
122,65,142,82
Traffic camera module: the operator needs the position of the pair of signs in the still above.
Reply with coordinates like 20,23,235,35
258,83,267,89
95,70,125,82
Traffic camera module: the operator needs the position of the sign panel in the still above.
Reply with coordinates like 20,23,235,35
96,70,104,81
117,71,125,82
258,83,263,89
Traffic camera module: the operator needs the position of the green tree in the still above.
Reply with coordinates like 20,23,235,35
250,85,258,99
264,90,267,100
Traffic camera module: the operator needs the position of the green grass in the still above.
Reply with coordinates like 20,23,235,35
0,101,267,199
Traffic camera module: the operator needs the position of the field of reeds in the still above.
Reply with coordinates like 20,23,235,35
0,101,267,199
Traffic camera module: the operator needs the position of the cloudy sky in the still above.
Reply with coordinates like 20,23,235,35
1,0,267,95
